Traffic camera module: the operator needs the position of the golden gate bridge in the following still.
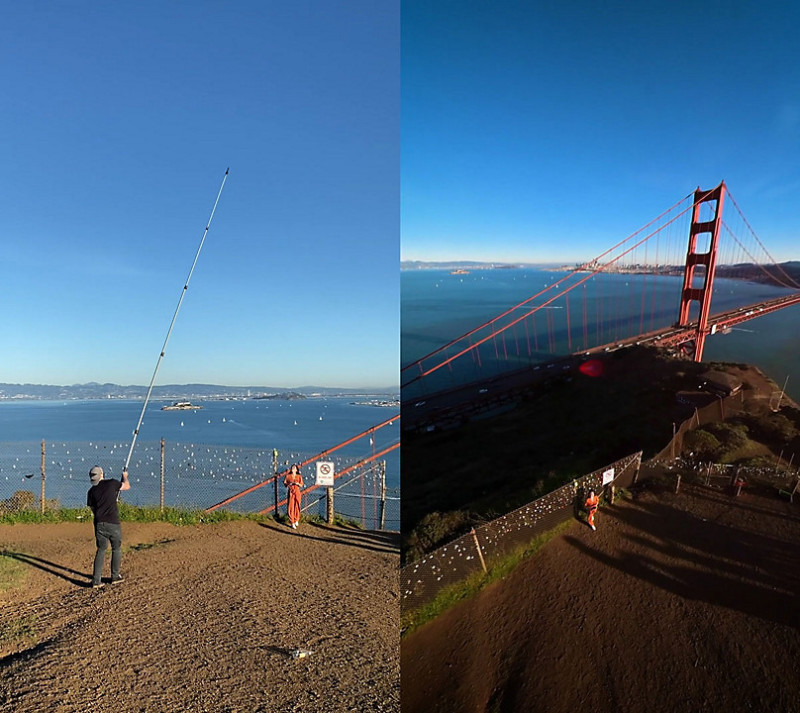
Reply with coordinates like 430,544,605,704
401,182,800,425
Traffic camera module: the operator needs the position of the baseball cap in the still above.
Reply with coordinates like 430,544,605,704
89,466,104,484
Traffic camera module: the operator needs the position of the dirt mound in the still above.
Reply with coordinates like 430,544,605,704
0,520,399,712
401,482,800,713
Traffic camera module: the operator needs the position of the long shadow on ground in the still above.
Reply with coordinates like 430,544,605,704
257,522,399,555
564,490,800,629
0,552,89,588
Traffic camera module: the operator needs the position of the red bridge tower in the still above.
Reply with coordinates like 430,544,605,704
677,182,726,361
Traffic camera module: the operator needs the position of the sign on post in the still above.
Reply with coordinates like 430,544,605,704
316,461,335,486
602,468,615,485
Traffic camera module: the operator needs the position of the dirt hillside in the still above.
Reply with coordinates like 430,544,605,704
402,481,800,713
0,520,399,712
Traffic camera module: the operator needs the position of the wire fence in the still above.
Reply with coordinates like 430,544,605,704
401,451,642,613
650,391,748,462
0,439,399,531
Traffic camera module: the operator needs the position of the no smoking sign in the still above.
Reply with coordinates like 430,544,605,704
316,461,335,486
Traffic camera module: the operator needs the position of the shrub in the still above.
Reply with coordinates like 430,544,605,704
705,421,749,450
403,510,475,564
684,429,721,459
0,491,37,514
740,413,797,446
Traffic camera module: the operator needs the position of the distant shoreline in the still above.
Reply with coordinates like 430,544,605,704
0,390,399,404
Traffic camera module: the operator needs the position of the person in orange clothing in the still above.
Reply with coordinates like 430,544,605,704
585,490,599,531
283,464,304,529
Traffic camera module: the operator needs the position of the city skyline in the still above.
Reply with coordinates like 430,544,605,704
1,2,399,389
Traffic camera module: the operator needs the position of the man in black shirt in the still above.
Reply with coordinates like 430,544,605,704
87,465,130,588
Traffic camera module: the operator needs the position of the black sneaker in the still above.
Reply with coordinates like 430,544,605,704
111,576,125,584
92,582,104,589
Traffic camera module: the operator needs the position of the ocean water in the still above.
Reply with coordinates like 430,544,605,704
0,397,400,520
401,268,800,402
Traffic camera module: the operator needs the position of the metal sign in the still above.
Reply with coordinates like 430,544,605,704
602,468,615,485
316,461,335,486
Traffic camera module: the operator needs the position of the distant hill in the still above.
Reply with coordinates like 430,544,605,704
715,261,800,285
401,260,800,286
401,260,527,270
0,383,398,402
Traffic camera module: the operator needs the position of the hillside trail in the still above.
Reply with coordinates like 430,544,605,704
0,519,399,712
402,483,800,713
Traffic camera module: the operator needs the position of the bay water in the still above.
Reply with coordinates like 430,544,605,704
402,268,800,402
0,397,399,525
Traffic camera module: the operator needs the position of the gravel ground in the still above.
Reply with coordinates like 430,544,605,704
402,481,800,713
0,519,399,712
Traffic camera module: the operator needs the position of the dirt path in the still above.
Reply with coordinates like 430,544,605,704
0,520,399,712
402,482,800,713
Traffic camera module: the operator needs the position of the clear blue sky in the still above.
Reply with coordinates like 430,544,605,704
402,1,800,265
1,2,398,389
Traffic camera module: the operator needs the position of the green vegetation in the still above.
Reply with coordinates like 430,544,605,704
0,615,36,645
683,429,721,459
0,502,269,526
117,504,266,525
0,550,29,592
304,513,365,529
0,500,368,530
403,510,477,564
401,519,574,636
685,410,800,466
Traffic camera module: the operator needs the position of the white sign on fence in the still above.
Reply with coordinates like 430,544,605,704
602,468,615,485
316,461,335,486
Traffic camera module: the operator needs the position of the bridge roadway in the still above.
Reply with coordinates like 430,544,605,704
402,292,800,432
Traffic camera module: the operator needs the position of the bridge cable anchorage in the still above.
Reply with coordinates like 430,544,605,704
123,168,229,473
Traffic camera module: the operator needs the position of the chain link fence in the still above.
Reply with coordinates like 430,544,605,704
0,439,399,531
650,392,747,462
401,452,642,613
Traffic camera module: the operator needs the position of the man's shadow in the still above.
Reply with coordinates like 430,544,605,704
1,551,91,587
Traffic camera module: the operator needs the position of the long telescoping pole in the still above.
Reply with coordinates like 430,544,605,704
123,168,229,473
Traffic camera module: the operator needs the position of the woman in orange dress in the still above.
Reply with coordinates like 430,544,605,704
585,490,599,531
284,464,304,529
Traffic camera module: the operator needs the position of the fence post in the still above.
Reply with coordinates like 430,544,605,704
675,473,681,494
470,527,487,573
671,423,676,459
272,449,279,519
378,461,387,530
160,438,165,513
40,439,46,514
326,486,334,525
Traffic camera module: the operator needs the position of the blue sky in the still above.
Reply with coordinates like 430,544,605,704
402,1,800,264
1,2,398,388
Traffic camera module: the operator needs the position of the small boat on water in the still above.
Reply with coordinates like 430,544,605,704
161,401,204,411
